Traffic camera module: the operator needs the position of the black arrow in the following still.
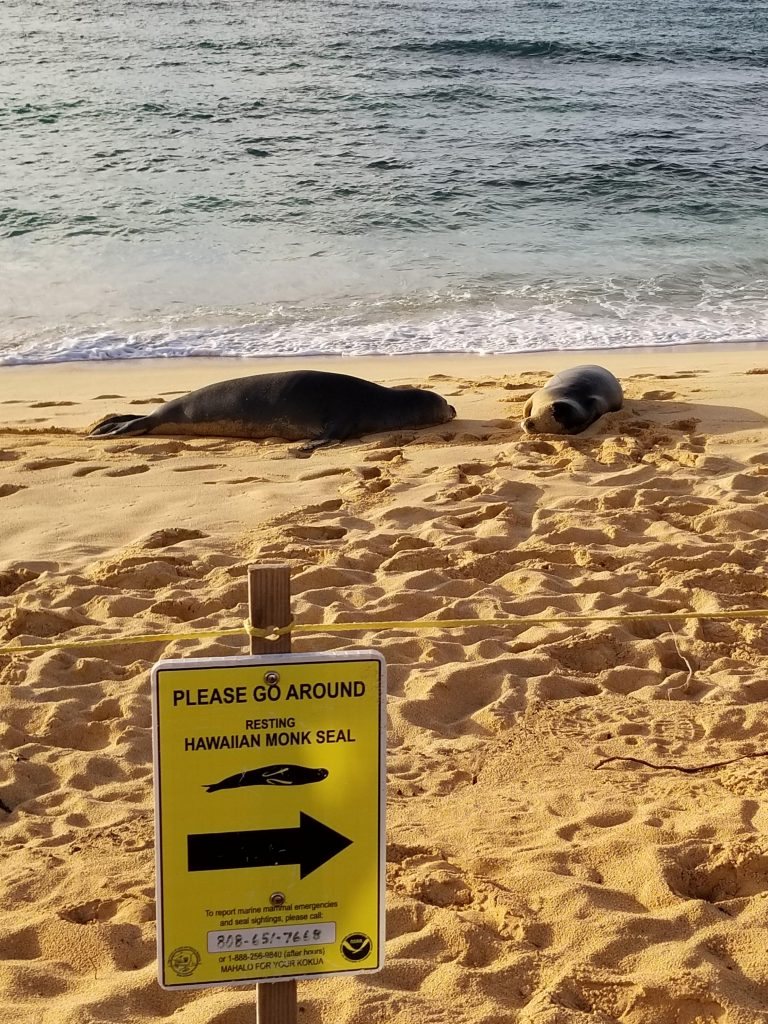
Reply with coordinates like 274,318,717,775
187,812,353,879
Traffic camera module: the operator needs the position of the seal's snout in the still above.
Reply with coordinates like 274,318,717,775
448,405,457,420
521,418,534,434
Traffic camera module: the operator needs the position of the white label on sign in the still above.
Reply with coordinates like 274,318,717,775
207,922,337,953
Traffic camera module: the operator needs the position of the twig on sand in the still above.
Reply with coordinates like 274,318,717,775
594,751,768,774
664,619,694,699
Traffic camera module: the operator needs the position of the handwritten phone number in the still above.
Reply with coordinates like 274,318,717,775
207,922,336,953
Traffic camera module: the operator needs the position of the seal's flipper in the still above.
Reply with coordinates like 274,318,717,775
293,417,356,455
292,436,343,456
88,414,154,438
551,400,587,433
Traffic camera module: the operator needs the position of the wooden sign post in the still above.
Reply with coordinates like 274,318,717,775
248,563,297,1024
152,563,384,1013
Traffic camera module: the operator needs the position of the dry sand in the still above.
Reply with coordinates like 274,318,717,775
2,347,768,1024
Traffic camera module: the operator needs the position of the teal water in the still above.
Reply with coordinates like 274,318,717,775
2,0,768,363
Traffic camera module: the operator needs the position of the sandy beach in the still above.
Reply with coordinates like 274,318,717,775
2,346,768,1024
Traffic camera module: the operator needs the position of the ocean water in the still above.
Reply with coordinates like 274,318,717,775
2,0,768,365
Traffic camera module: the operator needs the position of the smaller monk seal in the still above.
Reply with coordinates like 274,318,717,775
205,765,329,792
521,365,623,435
88,369,456,453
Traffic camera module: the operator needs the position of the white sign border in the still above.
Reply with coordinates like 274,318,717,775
151,650,387,991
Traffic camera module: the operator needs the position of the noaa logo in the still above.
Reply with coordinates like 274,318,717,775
340,932,373,962
168,946,201,977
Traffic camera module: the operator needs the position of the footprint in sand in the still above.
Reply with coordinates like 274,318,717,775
71,465,106,477
59,899,120,925
0,484,26,498
286,525,347,541
302,499,343,514
655,371,703,379
298,466,348,480
149,597,205,620
665,842,768,904
398,858,476,909
523,440,558,455
101,443,135,453
103,464,150,477
171,463,224,473
355,467,382,481
23,458,84,470
127,440,184,455
364,449,404,463
347,470,392,494
29,401,78,408
451,430,493,443
442,484,482,501
141,528,207,549
667,418,701,432
640,389,677,400
457,461,492,477
0,567,39,595
369,434,415,449
206,475,268,485
726,470,768,494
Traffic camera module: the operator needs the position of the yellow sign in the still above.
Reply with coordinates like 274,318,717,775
151,652,386,989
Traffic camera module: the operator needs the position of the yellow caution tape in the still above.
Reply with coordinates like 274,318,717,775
1,608,767,658
269,607,768,634
0,626,245,656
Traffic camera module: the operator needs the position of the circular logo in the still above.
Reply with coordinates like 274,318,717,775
168,946,201,977
340,932,373,963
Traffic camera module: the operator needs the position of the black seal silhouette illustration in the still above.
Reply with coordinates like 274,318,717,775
205,764,329,793
340,933,373,962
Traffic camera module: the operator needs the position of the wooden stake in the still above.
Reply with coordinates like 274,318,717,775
248,563,297,1024
248,563,292,657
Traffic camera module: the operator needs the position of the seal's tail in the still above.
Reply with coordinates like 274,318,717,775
88,414,153,438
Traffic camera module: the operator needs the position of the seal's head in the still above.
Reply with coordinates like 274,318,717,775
395,386,456,426
522,395,589,435
423,390,456,425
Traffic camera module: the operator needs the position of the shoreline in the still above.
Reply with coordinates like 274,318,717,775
1,342,767,414
2,334,768,374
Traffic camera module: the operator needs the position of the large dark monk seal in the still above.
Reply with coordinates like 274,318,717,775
88,369,456,453
521,364,623,435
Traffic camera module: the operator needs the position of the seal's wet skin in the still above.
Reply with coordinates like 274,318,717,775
522,365,623,435
88,369,456,453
